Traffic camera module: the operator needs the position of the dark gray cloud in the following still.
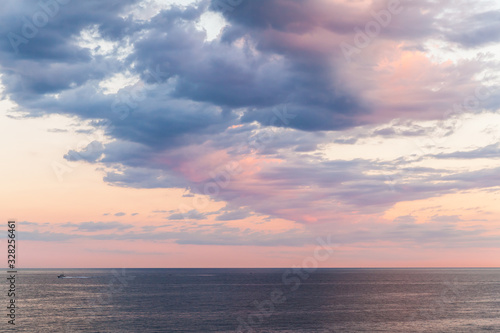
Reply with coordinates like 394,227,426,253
1,0,364,138
1,0,139,98
1,0,497,139
1,0,498,133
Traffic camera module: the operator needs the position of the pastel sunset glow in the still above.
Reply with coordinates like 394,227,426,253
2,0,500,268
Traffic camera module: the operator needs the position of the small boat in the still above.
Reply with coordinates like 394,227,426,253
57,274,66,278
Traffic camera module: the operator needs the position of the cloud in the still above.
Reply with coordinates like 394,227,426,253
19,230,76,242
170,226,310,247
103,165,188,189
445,10,500,47
64,141,104,162
330,121,444,145
21,220,313,247
19,216,500,249
89,135,500,225
47,128,68,133
18,221,46,226
2,0,500,232
61,221,134,232
0,0,138,99
84,248,166,255
394,215,416,224
168,209,207,220
432,143,500,159
333,137,358,145
1,0,498,132
321,214,500,249
215,209,252,221
430,215,463,223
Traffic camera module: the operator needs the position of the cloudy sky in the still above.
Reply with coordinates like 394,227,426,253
1,0,500,268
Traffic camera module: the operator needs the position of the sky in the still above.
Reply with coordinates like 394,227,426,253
1,0,500,268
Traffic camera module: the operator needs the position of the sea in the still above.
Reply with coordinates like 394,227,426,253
5,268,500,332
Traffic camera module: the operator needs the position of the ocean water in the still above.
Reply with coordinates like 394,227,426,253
6,268,500,332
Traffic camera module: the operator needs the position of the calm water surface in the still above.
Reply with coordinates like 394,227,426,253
6,268,500,332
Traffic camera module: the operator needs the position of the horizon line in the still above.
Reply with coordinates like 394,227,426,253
9,267,500,270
